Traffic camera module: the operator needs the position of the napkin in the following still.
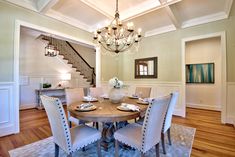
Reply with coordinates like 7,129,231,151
78,103,93,109
138,98,154,103
83,96,96,101
101,94,109,99
121,103,140,112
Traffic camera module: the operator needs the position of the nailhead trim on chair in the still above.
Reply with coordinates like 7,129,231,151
141,102,153,153
55,98,72,152
48,96,101,154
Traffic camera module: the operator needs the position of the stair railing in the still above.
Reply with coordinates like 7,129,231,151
44,36,96,85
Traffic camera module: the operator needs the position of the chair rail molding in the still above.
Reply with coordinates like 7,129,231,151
0,82,16,137
101,81,184,117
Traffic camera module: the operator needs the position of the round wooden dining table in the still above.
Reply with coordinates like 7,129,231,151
67,97,148,123
67,97,149,150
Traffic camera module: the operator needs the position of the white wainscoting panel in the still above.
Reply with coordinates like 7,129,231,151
0,82,15,137
19,74,91,110
227,82,235,127
101,81,184,117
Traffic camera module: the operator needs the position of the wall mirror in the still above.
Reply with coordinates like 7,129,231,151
135,57,158,78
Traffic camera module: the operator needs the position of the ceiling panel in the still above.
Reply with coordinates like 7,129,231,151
81,0,161,20
130,8,173,32
171,0,227,21
52,0,108,26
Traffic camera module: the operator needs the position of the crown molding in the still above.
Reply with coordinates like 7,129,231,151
45,10,92,32
181,12,228,28
5,0,37,11
144,24,176,37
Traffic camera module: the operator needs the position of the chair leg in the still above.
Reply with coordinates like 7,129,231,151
97,139,101,157
55,143,59,157
161,133,166,154
96,122,99,130
167,128,172,145
141,152,145,157
115,140,119,157
155,143,159,157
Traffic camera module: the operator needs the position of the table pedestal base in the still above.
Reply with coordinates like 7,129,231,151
101,121,128,151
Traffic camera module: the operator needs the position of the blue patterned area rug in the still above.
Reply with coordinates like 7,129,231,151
9,124,195,157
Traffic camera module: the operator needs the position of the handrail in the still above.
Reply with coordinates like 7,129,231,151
43,35,96,85
66,41,95,75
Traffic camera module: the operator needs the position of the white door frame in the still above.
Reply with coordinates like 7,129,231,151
14,20,101,133
181,31,227,123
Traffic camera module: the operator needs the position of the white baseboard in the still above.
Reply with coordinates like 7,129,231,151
20,103,37,110
187,103,221,111
173,109,185,117
226,116,235,127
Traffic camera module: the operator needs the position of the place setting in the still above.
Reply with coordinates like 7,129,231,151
136,98,153,105
117,103,140,112
75,103,97,112
83,95,98,102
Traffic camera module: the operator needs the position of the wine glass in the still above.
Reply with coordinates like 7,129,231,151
137,91,143,99
87,90,92,104
98,96,104,104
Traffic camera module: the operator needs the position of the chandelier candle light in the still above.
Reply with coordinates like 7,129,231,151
93,0,142,53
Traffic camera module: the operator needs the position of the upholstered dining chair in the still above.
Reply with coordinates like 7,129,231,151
65,88,84,127
90,87,104,98
161,92,179,154
40,95,101,157
114,95,171,157
135,87,151,98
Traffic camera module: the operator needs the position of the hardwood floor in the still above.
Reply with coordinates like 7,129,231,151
0,107,235,157
173,108,235,157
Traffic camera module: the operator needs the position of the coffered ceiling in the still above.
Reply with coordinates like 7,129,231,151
5,0,233,37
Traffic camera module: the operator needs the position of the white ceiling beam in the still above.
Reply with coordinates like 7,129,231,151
36,0,59,13
164,6,181,28
159,0,181,29
224,0,233,17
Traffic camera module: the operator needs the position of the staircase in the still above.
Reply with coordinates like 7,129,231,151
43,36,96,86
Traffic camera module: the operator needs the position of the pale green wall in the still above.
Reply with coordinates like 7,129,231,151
118,2,235,82
1,0,235,83
0,1,93,82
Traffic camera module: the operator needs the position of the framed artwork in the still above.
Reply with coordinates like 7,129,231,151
186,63,214,84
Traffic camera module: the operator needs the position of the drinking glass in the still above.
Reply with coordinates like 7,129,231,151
98,96,104,104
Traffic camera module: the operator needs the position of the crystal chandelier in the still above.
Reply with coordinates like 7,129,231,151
45,36,59,57
93,0,142,53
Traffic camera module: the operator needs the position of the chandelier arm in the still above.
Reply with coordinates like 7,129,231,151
116,0,118,12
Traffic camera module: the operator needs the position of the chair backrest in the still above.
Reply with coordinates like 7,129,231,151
162,92,179,133
135,87,151,98
40,95,72,153
90,87,104,98
141,95,171,153
65,88,84,106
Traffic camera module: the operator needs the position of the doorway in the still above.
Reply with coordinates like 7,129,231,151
181,32,226,123
13,20,101,134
